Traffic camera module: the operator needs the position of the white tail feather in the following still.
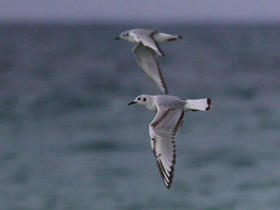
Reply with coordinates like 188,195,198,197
184,98,211,111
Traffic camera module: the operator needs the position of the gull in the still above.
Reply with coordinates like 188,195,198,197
115,29,182,94
128,94,211,189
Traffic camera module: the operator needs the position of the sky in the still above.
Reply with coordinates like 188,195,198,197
1,0,280,24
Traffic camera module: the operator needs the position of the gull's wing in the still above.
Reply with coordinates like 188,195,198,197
132,43,168,94
149,106,185,189
132,30,164,56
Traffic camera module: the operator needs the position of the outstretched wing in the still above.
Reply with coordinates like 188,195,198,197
133,43,168,94
132,30,164,56
149,107,185,189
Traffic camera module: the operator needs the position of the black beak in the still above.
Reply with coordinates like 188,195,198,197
115,37,121,40
128,101,136,106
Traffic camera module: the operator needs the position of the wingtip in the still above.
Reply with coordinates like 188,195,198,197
155,157,175,190
165,178,173,190
164,179,172,189
159,85,168,94
178,35,182,40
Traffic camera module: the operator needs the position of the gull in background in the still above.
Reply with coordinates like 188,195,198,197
128,94,211,189
115,29,182,94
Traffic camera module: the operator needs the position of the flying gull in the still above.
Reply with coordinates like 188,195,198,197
128,94,211,189
115,29,182,94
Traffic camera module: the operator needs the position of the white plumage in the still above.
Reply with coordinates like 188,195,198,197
116,29,182,94
128,94,211,189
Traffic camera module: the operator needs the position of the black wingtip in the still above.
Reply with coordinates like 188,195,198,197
178,35,182,39
115,37,121,40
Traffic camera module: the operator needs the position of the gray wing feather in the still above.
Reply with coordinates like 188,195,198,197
133,43,168,94
149,107,185,189
132,30,164,56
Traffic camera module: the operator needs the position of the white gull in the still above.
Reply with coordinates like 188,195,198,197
115,29,182,94
128,94,211,189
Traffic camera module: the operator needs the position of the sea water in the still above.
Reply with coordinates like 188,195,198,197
0,23,280,210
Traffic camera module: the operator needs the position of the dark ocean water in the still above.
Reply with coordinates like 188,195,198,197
0,23,280,210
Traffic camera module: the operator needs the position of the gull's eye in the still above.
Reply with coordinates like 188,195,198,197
143,98,147,102
137,98,141,101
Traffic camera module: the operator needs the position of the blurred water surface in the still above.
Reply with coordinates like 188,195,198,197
0,23,280,210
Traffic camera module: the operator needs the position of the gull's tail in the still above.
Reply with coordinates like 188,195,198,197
153,33,182,43
185,98,211,111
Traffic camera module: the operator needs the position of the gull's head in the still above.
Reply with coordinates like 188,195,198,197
128,95,151,106
115,30,130,41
